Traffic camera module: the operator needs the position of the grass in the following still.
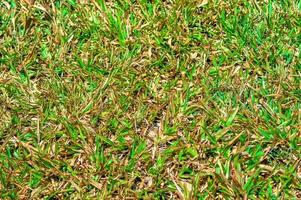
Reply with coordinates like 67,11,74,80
0,0,300,199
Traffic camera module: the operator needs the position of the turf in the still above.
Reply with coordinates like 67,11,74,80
0,0,301,199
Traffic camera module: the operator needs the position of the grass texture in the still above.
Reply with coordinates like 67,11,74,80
0,0,301,199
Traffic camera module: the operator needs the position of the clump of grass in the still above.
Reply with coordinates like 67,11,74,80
0,0,300,199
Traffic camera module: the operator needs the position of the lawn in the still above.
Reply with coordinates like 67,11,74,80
0,0,300,199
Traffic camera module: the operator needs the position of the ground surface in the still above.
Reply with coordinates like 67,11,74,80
0,0,301,199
